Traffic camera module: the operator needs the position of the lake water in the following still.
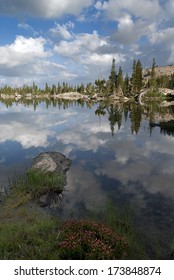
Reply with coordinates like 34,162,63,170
0,98,174,257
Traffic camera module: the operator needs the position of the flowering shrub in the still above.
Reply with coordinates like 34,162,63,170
58,219,128,259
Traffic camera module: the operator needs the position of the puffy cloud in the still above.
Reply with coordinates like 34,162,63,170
54,30,108,56
0,35,76,85
150,27,174,44
84,53,125,67
49,21,74,40
53,30,121,80
0,0,93,18
111,14,150,44
96,0,166,47
0,36,48,69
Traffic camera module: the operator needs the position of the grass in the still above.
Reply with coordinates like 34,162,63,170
0,172,166,260
0,184,149,260
0,170,65,259
0,217,60,259
10,169,65,197
0,185,60,259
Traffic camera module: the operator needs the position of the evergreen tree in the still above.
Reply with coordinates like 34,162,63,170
117,66,124,90
51,84,57,94
109,58,117,93
149,57,157,90
62,82,69,93
77,83,85,94
136,59,143,92
123,73,130,96
86,82,95,95
32,82,38,93
95,79,106,95
57,82,62,94
45,82,51,93
131,59,143,94
131,59,137,94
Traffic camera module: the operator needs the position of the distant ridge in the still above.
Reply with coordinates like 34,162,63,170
143,65,174,78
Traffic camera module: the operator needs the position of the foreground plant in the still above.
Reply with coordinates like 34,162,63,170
58,219,129,260
11,170,65,197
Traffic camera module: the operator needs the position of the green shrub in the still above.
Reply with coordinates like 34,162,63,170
58,219,129,260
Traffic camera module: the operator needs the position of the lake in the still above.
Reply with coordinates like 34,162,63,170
0,98,174,257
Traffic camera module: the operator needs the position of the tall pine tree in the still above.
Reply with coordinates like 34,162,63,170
131,59,143,94
149,57,157,90
109,58,117,93
117,66,124,90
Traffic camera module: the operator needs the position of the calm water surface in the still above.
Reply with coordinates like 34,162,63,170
0,99,174,256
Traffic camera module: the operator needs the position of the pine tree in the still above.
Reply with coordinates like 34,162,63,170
117,66,124,90
32,82,38,93
51,84,57,94
95,79,106,95
57,82,62,94
131,59,137,94
131,59,143,94
149,57,157,90
135,59,143,92
86,82,95,95
123,73,130,96
109,58,117,93
45,82,50,93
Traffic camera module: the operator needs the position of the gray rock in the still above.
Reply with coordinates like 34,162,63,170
30,152,71,174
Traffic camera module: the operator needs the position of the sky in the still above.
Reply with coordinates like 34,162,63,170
0,0,174,88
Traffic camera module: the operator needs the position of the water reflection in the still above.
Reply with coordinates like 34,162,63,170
1,98,174,256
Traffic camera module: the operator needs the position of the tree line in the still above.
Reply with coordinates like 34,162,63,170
99,57,174,98
0,58,173,97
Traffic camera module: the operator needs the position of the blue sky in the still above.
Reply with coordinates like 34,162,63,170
0,0,174,88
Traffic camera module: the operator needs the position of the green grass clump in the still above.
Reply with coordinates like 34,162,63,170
27,170,65,196
12,170,65,197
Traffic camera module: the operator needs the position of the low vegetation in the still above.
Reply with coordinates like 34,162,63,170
13,169,65,197
58,219,129,260
1,174,174,259
0,171,149,259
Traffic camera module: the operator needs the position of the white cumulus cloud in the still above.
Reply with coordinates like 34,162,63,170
0,36,48,68
49,21,74,40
